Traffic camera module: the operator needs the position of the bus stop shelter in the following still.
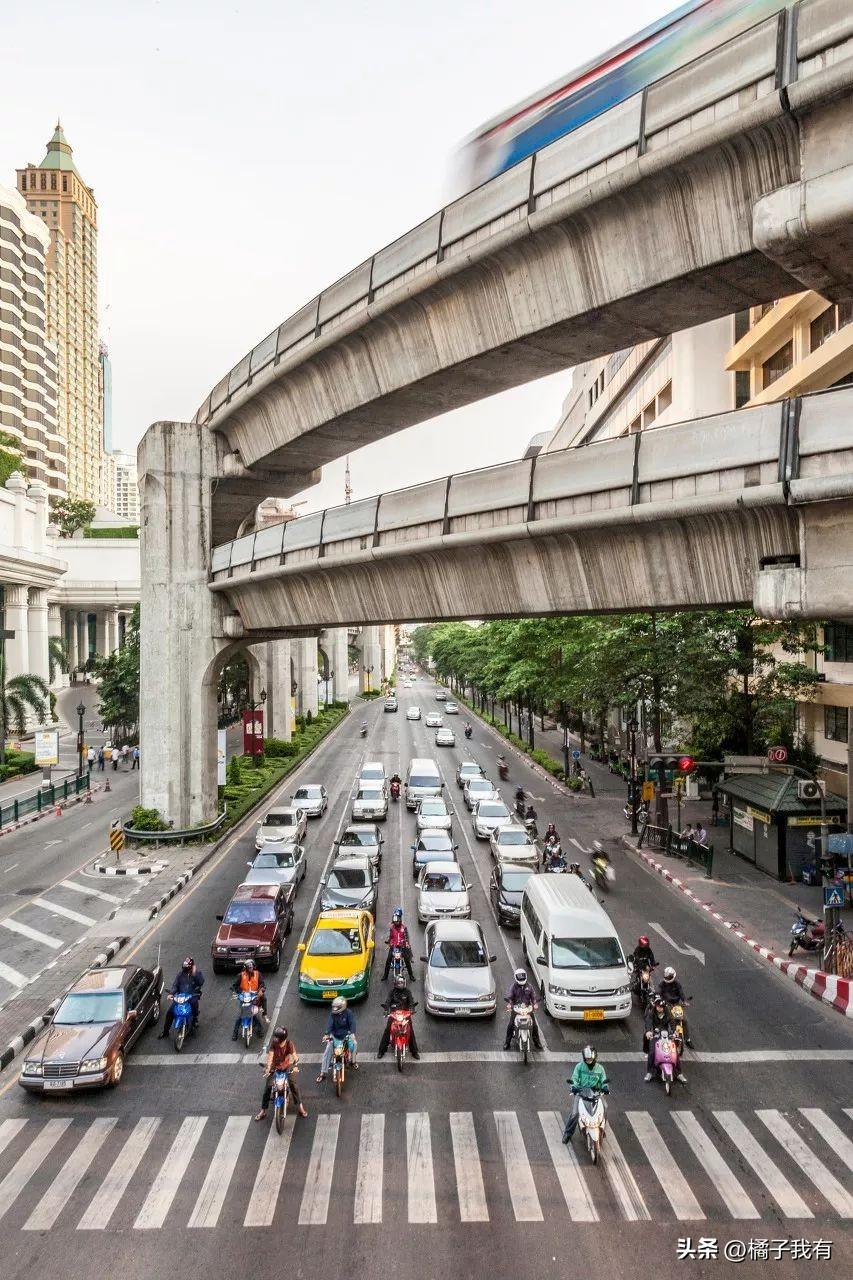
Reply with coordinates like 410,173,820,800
714,773,847,882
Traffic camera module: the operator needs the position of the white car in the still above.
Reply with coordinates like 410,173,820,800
407,706,422,721
337,824,383,874
352,785,388,822
435,727,456,747
255,806,307,851
463,776,499,811
445,702,460,715
290,784,327,817
417,861,472,922
416,796,452,835
434,690,447,702
489,824,539,866
244,844,307,889
425,713,443,729
422,919,497,1017
456,761,484,789
472,798,512,840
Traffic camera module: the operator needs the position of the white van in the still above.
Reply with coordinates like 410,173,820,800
358,761,387,792
405,757,442,810
519,876,631,1022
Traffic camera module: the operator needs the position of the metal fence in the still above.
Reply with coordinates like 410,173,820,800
638,820,714,878
0,772,91,829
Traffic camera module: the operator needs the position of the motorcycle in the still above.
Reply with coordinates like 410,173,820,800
514,794,527,819
389,946,405,983
329,1035,351,1098
789,908,825,957
509,1002,534,1064
591,853,615,893
577,1085,608,1164
235,990,260,1048
627,955,657,1013
524,816,538,839
360,723,368,738
389,1006,416,1071
169,992,194,1053
544,848,568,873
464,725,473,740
390,779,401,803
271,1067,292,1134
498,761,509,781
668,1000,689,1053
652,1030,680,1096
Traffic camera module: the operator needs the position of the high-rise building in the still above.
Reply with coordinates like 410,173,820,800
111,449,140,522
99,340,112,453
0,183,65,494
17,124,102,504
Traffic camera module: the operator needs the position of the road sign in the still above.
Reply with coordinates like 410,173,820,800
571,749,581,761
828,833,853,857
109,821,125,854
824,884,845,908
642,781,655,802
34,728,59,767
767,745,788,763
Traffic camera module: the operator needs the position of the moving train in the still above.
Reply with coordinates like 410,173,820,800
457,0,790,192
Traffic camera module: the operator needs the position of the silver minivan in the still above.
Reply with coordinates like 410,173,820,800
405,757,443,810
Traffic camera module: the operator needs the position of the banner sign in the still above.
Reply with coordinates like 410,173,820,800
34,728,59,767
733,807,754,832
242,709,264,755
217,729,227,785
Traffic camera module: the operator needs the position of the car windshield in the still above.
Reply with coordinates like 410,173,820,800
551,937,624,969
409,775,438,788
460,766,481,777
54,992,124,1025
294,787,320,799
478,803,508,818
223,900,276,924
340,831,377,847
255,851,295,868
308,927,364,956
264,812,294,827
499,829,530,845
361,768,384,781
430,940,486,968
422,871,464,892
327,870,370,889
420,801,446,815
418,835,452,850
501,870,533,891
357,789,383,802
468,779,493,792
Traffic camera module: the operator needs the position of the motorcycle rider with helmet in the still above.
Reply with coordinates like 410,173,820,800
382,907,415,980
159,956,204,1038
562,1045,609,1143
376,974,421,1060
503,968,543,1051
633,935,657,971
231,960,267,1040
544,822,559,847
317,996,358,1083
569,861,590,889
657,965,692,1046
254,1026,308,1121
644,994,686,1083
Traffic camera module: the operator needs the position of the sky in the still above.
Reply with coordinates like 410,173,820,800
1,0,678,513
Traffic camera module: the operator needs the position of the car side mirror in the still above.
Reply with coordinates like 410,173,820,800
216,914,224,922
536,954,547,966
420,955,428,963
453,844,459,852
466,882,472,890
410,844,416,851
367,940,375,950
296,942,306,952
127,1009,138,1020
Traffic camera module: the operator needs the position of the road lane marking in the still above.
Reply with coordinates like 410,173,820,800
134,1115,207,1228
648,921,705,965
1,863,19,874
78,1117,161,1229
60,878,122,904
0,917,62,948
0,1118,72,1222
353,1113,384,1224
0,958,28,988
800,1107,853,1174
0,1119,27,1158
757,1110,853,1215
188,1114,250,1227
24,1117,117,1231
538,1110,597,1221
298,1114,340,1225
449,1111,488,1222
31,896,96,927
713,1111,812,1219
43,840,62,850
626,1111,704,1219
602,1125,650,1221
495,1110,542,1222
245,1116,295,1226
672,1112,759,1219
407,1111,437,1223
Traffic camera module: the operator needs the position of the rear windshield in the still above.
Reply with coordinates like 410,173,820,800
551,937,624,970
499,829,529,844
361,767,384,781
254,851,295,868
422,871,464,892
430,940,486,968
294,787,320,799
340,830,377,847
224,900,276,924
418,835,452,850
409,774,439,788
467,779,493,791
357,789,383,801
263,812,294,827
478,803,508,818
327,869,370,889
501,869,533,891
419,800,446,814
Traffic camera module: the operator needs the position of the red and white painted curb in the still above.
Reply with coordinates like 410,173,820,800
627,840,852,1019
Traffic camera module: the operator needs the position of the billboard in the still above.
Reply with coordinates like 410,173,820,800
34,728,59,767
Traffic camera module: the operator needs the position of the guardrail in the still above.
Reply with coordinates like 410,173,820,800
0,772,91,828
638,820,714,878
122,810,228,848
195,0,853,431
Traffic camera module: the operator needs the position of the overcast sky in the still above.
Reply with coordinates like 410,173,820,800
2,0,676,512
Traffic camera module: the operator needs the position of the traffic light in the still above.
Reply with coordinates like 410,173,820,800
648,756,678,782
678,755,696,775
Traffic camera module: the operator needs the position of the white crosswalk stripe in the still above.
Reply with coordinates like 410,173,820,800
713,1111,812,1219
450,1111,489,1222
406,1111,437,1224
24,1118,117,1231
757,1110,853,1217
78,1117,161,1230
626,1111,704,1220
188,1115,250,1228
538,1111,597,1221
0,1118,71,1222
60,879,123,904
800,1107,853,1174
0,917,62,948
299,1114,340,1225
601,1125,650,1221
0,1119,27,1159
496,1111,542,1221
245,1116,295,1227
31,896,96,927
134,1115,207,1229
0,958,28,988
672,1112,760,1219
353,1113,384,1224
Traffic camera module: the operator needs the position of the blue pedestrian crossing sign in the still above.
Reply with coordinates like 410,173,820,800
571,749,581,760
824,884,845,908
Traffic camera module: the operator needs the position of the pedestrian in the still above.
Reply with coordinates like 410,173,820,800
695,823,708,846
111,748,119,772
97,747,105,772
681,822,694,840
87,746,95,771
132,744,140,770
580,767,595,799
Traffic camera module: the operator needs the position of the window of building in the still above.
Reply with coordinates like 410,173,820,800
39,174,46,191
50,174,56,191
657,382,672,415
735,370,751,409
762,340,793,387
629,414,641,434
734,310,750,342
824,705,849,743
810,306,836,353
642,402,656,429
824,622,853,663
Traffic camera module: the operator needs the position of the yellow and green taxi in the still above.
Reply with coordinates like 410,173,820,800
296,908,375,1002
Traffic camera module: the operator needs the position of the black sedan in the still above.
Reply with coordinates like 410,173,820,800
490,862,536,929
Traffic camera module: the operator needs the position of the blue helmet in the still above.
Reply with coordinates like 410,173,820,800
392,907,403,923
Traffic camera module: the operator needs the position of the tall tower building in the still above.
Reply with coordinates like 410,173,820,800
17,124,102,504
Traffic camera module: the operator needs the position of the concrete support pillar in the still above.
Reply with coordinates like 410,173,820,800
95,610,108,658
77,612,89,670
262,640,293,741
360,625,381,694
7,472,27,547
296,637,319,717
65,609,78,674
380,623,397,683
330,628,350,703
138,421,232,827
27,480,48,553
4,583,29,679
105,608,120,654
49,604,64,688
27,588,49,684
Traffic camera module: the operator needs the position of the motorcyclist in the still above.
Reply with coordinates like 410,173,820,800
633,935,657,971
569,861,591,888
231,960,267,1040
382,907,415,980
644,994,686,1083
159,956,204,1038
360,720,368,736
544,822,559,847
317,997,358,1082
545,843,567,871
376,974,421,1059
524,803,537,824
497,754,508,776
254,1026,308,1121
657,965,692,1046
514,786,526,815
502,968,543,1051
464,722,473,739
562,1045,609,1143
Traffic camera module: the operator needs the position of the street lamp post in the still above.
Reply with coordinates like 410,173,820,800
325,668,334,707
248,689,267,766
560,701,570,778
628,715,639,837
365,665,373,695
76,701,86,779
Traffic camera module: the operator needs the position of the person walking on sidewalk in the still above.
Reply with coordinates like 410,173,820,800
111,747,119,771
87,746,95,771
132,745,139,770
97,747,105,772
121,743,130,768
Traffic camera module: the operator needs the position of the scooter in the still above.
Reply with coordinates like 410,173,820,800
627,956,657,1013
330,1035,351,1098
509,1002,534,1063
591,853,615,892
524,816,538,840
271,1067,292,1134
652,1030,680,1096
390,779,401,803
789,908,825,957
235,990,261,1048
464,725,473,740
360,723,368,738
169,992,194,1053
498,761,509,781
577,1085,608,1164
389,1006,416,1071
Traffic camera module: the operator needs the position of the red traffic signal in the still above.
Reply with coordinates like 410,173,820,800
678,756,696,774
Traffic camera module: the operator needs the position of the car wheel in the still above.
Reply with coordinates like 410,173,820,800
285,912,294,937
269,946,282,973
109,1052,124,1088
212,961,226,975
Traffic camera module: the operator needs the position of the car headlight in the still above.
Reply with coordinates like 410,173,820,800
80,1056,108,1073
350,969,367,983
616,984,631,996
256,944,272,955
548,983,571,997
476,993,495,1003
22,1060,43,1075
300,974,317,987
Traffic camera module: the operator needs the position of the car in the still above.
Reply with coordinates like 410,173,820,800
435,728,456,747
425,713,443,729
434,690,447,701
417,861,472,922
19,964,164,1092
321,858,378,916
352,784,388,822
358,761,387,790
464,775,500,811
445,702,460,715
489,824,539,866
404,680,413,688
456,760,484,789
255,805,307,851
297,908,375,1003
489,861,536,928
416,795,453,835
472,798,512,840
290,783,328,817
412,830,458,879
211,883,294,973
407,706,422,721
384,697,398,712
337,823,383,873
244,844,308,889
421,919,497,1017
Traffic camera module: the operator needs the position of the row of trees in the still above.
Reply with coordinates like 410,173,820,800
412,610,823,766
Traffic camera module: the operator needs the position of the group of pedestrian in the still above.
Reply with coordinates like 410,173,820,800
87,743,140,772
681,821,708,846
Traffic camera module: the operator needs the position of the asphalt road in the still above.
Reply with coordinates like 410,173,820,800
0,676,850,1278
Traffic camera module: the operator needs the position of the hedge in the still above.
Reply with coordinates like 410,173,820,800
84,526,139,539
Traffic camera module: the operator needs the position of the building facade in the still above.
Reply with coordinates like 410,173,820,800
110,449,139,522
17,125,103,505
0,183,65,496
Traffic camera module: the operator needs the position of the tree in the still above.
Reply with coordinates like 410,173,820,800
1,672,49,739
94,604,140,740
50,497,97,538
0,431,25,487
48,636,68,682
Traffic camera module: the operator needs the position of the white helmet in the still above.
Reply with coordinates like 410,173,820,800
331,996,347,1013
663,966,676,982
514,968,527,985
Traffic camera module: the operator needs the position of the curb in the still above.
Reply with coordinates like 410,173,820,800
0,936,129,1072
94,862,165,876
624,837,852,1019
149,869,193,919
0,786,98,838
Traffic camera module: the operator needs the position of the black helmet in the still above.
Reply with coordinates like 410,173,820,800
654,994,665,1008
273,1026,287,1042
582,1044,597,1066
182,956,194,971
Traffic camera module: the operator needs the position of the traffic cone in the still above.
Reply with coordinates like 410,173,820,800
54,804,62,817
104,778,111,793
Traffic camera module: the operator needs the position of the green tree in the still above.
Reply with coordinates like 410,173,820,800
50,497,97,537
1,672,49,739
94,604,140,740
0,432,25,487
48,636,68,682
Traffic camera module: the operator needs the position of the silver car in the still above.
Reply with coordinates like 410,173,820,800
255,806,307,851
434,690,447,702
406,706,422,721
352,785,388,822
337,824,383,874
244,845,307,889
456,760,483,789
435,728,456,747
291,784,327,817
422,919,497,1017
445,702,460,715
417,861,472,922
425,713,443,729
464,776,499,811
489,824,539,866
472,798,512,840
416,796,452,835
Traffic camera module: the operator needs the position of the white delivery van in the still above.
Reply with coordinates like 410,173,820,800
519,875,631,1021
405,757,442,810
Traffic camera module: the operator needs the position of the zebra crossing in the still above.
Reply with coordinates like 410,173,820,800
0,1105,849,1231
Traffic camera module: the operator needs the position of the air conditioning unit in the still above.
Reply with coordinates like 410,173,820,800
797,779,822,801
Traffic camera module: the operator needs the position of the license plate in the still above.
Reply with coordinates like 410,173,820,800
454,1007,471,1015
322,991,339,999
43,1079,72,1090
583,1009,605,1021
